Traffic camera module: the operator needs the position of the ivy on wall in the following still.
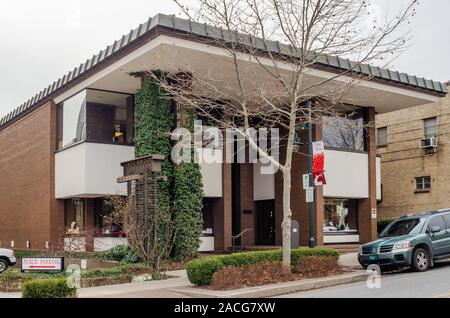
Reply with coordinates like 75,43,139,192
172,108,204,260
133,72,204,261
134,72,174,248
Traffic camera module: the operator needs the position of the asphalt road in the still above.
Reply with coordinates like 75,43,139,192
277,259,450,298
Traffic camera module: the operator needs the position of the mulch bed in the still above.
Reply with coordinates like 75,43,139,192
210,257,347,290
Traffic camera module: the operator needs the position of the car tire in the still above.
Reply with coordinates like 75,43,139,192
411,247,430,272
0,259,8,273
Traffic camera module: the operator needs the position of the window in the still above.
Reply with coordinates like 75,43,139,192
94,198,125,237
415,176,431,191
427,216,447,233
324,199,358,233
57,89,134,150
377,127,387,146
424,117,437,139
380,218,426,237
322,114,365,151
202,199,214,235
64,199,85,234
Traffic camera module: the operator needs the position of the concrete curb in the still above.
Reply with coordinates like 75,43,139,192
171,271,369,298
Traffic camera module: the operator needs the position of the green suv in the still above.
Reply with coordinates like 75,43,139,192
358,209,450,272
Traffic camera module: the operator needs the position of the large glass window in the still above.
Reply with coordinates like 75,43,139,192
57,91,87,149
323,114,365,151
64,198,85,234
324,199,358,233
57,89,134,149
94,198,125,237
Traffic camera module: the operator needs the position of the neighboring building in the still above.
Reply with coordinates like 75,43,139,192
0,14,446,252
377,83,450,219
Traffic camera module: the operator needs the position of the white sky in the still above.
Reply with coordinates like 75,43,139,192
0,0,449,117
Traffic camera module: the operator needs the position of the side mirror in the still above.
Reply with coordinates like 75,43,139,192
431,226,441,234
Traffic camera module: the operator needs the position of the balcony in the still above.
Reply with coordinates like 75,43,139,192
55,142,134,198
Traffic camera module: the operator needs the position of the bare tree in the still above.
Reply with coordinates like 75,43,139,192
152,0,417,271
106,196,174,280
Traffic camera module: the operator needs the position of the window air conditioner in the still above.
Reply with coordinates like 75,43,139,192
420,137,438,149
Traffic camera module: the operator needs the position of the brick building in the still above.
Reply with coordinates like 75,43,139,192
0,14,446,252
377,83,450,219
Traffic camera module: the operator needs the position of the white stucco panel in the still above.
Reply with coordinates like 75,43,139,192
323,150,369,199
55,142,134,198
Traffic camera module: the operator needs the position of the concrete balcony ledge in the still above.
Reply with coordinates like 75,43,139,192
171,271,369,298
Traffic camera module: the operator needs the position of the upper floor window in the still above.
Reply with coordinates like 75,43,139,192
377,127,387,147
57,89,134,150
423,117,437,139
415,176,431,192
322,113,365,151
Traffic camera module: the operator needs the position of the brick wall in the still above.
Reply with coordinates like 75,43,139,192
377,87,450,218
0,102,60,250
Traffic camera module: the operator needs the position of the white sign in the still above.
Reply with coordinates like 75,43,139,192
302,174,310,190
21,257,64,272
80,259,87,270
371,208,377,219
305,187,314,203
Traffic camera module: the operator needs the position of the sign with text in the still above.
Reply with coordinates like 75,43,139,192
305,187,314,203
21,257,64,272
302,174,310,190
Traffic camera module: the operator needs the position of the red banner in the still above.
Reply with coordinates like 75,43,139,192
312,141,326,186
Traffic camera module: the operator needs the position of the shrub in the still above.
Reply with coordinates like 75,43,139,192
22,278,77,298
186,248,339,286
96,245,141,264
377,218,396,234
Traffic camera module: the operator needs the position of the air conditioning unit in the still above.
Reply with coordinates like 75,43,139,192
420,137,438,149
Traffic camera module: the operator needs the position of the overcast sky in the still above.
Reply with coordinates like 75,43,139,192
0,0,449,117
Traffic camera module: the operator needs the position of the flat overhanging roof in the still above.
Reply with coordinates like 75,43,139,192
1,13,447,130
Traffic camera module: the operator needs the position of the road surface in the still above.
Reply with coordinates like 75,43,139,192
277,259,450,298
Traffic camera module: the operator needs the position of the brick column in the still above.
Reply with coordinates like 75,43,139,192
213,148,232,251
84,199,95,252
358,107,378,243
239,162,255,246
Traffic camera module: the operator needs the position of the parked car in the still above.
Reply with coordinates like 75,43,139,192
0,248,16,273
358,209,450,272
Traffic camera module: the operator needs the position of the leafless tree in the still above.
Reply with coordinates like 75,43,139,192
151,0,418,270
106,196,174,280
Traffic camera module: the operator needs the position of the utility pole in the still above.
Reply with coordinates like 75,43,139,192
307,100,316,248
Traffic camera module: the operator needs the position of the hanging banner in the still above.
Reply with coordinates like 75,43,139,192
312,140,327,186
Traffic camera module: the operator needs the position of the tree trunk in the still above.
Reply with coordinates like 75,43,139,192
282,168,292,271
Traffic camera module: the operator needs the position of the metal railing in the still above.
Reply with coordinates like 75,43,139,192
231,228,253,251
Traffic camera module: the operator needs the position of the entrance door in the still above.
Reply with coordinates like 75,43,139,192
255,200,275,245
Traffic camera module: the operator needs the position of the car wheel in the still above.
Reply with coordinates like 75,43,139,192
0,259,8,273
411,247,430,272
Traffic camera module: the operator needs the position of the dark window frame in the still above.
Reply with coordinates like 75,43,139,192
415,176,431,192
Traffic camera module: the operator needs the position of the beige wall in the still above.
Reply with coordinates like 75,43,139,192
377,84,450,219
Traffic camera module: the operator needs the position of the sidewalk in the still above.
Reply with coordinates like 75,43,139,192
0,253,362,298
0,270,192,299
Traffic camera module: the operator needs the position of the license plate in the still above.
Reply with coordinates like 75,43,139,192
368,255,378,261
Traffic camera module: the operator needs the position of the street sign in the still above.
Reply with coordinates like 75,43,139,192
305,187,314,203
302,174,310,189
371,208,377,219
21,257,64,272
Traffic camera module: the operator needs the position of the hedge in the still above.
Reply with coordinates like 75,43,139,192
22,278,77,298
186,248,340,286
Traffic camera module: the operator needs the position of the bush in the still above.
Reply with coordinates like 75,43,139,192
186,248,339,286
22,278,77,298
96,245,141,264
377,218,396,234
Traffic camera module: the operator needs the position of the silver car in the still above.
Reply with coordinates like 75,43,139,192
0,248,16,273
